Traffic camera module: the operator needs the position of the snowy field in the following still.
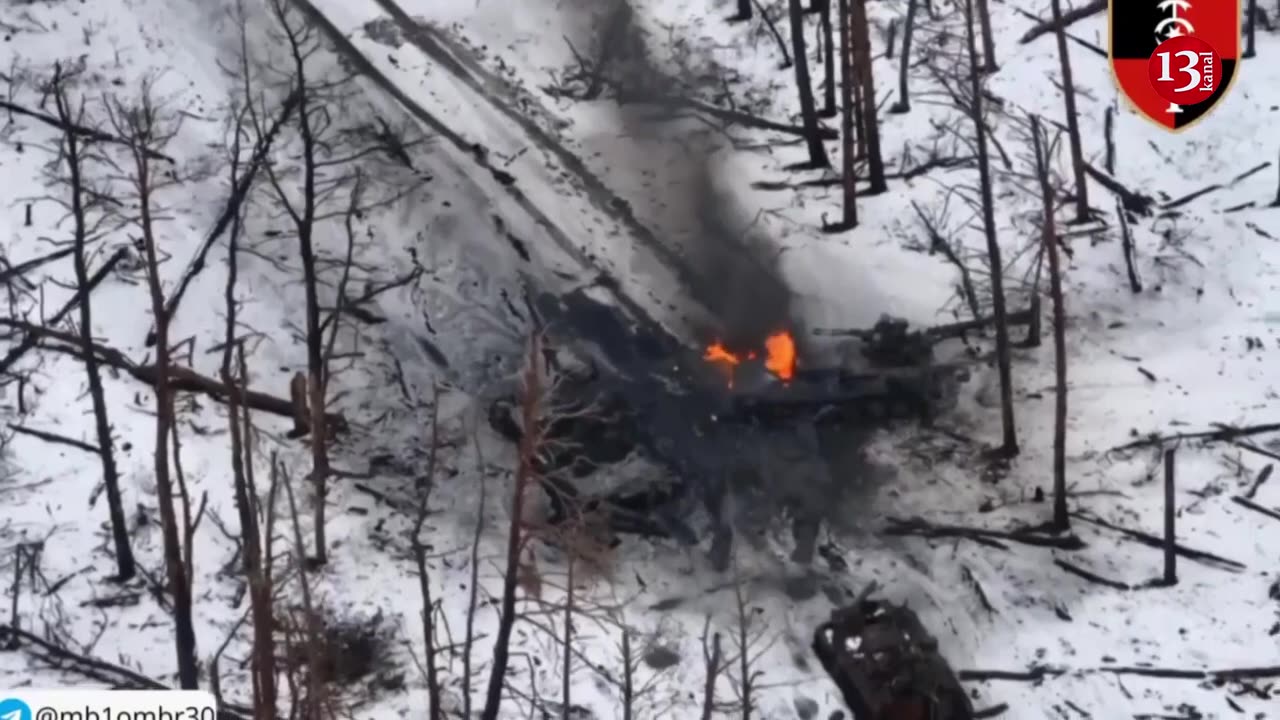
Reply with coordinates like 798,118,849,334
0,0,1277,718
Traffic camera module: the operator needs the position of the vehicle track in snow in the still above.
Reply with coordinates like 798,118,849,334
364,0,799,345
290,0,711,346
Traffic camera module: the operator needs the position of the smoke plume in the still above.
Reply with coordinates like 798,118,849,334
581,0,799,350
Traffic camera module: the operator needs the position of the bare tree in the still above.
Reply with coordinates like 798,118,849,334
559,528,577,719
280,460,335,719
787,0,831,168
46,66,136,582
256,0,351,565
479,334,548,720
963,0,1018,455
890,0,919,113
850,0,886,192
105,81,199,688
726,572,767,720
1050,0,1089,222
461,438,486,719
218,101,279,718
411,386,443,720
1031,116,1068,530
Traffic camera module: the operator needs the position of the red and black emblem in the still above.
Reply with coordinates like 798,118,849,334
1109,0,1240,131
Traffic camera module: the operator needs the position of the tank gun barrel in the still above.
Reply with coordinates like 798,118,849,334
811,306,1038,340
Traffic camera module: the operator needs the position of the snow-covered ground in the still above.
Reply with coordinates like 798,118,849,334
1,0,1277,717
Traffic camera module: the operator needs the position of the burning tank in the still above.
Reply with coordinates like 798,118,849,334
487,286,1028,566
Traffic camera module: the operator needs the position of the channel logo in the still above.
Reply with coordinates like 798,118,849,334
0,698,31,720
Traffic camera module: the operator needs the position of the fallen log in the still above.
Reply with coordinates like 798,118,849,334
1231,495,1280,523
135,364,347,437
1109,421,1280,452
1084,163,1156,216
0,100,174,163
1019,0,1105,44
0,318,345,436
883,516,1086,550
1069,512,1245,571
1054,557,1130,590
961,663,1280,683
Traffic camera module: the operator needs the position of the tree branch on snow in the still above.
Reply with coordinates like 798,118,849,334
7,423,99,455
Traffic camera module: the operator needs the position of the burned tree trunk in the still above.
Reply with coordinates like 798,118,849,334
51,71,136,583
1051,0,1090,222
819,0,837,117
851,0,886,192
1032,116,1068,531
890,0,919,113
788,0,832,168
732,0,752,21
975,0,998,71
838,0,857,228
964,0,1018,456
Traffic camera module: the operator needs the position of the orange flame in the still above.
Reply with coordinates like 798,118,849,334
702,331,797,385
763,331,796,381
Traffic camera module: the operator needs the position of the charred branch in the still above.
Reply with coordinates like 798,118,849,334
0,98,174,163
1085,162,1155,215
1069,512,1245,572
0,319,346,435
882,517,1085,550
0,247,126,377
1109,421,1280,452
7,423,99,455
1018,0,1105,44
1230,495,1280,523
0,246,74,286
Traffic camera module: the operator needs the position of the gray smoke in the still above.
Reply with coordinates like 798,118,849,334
577,0,798,350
